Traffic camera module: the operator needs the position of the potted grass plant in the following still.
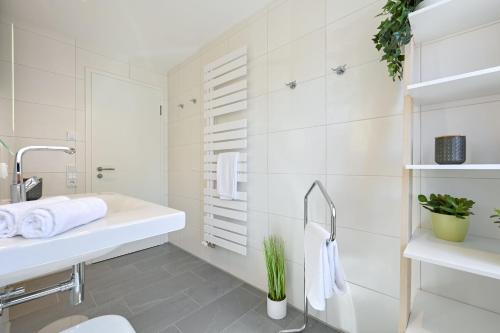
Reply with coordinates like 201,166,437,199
418,194,475,242
263,235,286,320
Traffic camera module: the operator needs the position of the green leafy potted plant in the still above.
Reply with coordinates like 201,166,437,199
373,0,424,80
490,209,500,227
418,194,475,242
263,235,286,320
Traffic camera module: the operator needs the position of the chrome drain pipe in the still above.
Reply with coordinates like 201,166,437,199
0,262,85,315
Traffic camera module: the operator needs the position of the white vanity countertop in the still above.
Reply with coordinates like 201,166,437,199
0,193,185,287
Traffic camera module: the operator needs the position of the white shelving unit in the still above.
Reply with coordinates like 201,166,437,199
406,290,500,333
406,164,500,170
409,0,500,44
407,66,500,105
405,228,500,280
399,1,500,332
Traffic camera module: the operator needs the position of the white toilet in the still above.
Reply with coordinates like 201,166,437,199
60,315,136,333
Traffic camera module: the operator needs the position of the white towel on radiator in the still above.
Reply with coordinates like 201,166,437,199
305,222,346,311
217,152,239,200
20,197,108,238
0,196,70,238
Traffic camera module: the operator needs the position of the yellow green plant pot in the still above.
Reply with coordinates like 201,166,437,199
431,212,469,242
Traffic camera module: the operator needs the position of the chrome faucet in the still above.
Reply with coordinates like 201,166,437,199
10,146,76,203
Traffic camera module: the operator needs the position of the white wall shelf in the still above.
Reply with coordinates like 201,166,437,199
409,0,500,44
407,66,500,105
406,290,500,333
406,164,500,170
404,228,500,280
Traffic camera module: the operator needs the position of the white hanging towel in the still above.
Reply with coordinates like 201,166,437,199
305,222,346,311
0,196,70,238
20,197,108,238
216,152,239,200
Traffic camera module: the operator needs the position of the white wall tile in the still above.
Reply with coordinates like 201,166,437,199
228,12,268,61
269,77,325,132
0,61,12,100
326,1,382,69
0,22,11,62
326,283,399,333
0,98,13,136
268,0,326,51
269,214,304,264
247,55,268,98
327,175,401,237
269,126,326,174
337,227,400,298
247,211,269,251
15,65,75,109
179,57,201,94
421,263,500,314
326,0,380,24
268,173,327,222
326,115,402,176
243,173,268,213
268,29,326,92
327,60,404,124
22,172,76,196
420,22,500,82
14,27,75,77
76,47,129,79
14,101,74,140
247,134,268,173
419,102,500,164
168,171,202,200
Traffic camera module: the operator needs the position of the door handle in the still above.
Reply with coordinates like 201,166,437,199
97,167,115,172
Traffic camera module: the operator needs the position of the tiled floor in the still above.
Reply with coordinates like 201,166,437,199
9,243,339,333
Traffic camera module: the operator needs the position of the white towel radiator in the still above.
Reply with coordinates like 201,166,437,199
202,46,249,256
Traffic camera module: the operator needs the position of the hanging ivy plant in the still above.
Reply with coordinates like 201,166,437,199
373,0,423,81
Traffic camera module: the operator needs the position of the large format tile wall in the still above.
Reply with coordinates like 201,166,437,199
0,21,168,203
0,21,168,318
415,21,500,314
167,0,404,331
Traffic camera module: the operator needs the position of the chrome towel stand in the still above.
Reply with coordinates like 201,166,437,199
280,180,337,333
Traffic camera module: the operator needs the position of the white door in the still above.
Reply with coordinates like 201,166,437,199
91,72,163,204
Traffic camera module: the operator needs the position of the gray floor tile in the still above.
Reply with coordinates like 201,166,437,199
176,286,261,333
162,255,205,275
285,316,340,333
83,298,132,319
222,310,282,333
128,293,200,333
107,244,172,269
91,267,172,306
86,264,141,291
240,283,266,298
185,267,243,306
124,271,204,314
160,325,182,333
134,248,193,273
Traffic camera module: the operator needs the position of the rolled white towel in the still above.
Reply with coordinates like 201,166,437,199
20,197,107,238
0,196,70,238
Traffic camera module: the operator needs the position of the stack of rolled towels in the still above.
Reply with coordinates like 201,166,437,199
0,196,107,239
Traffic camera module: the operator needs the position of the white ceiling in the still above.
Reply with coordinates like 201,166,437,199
0,0,271,73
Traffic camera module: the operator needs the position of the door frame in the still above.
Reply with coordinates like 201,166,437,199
84,68,165,202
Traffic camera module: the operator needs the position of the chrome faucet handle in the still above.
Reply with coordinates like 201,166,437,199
24,176,40,192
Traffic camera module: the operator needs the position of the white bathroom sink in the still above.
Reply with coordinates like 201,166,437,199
0,193,185,287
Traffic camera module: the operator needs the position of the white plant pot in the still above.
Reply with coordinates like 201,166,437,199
267,296,287,320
